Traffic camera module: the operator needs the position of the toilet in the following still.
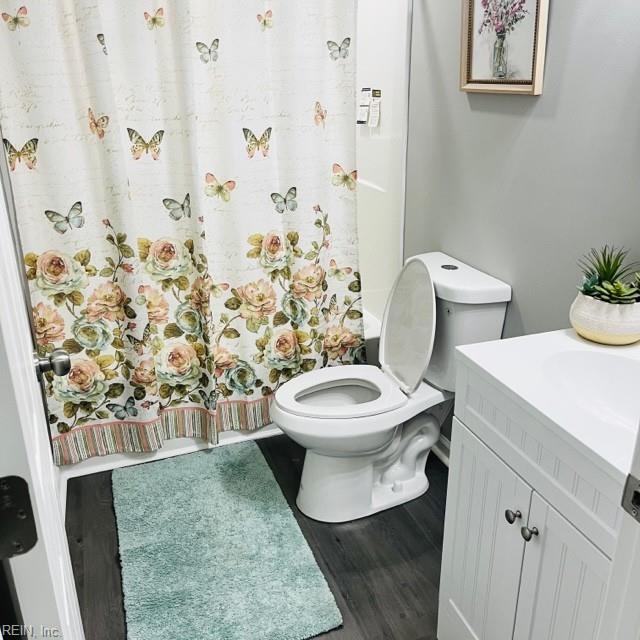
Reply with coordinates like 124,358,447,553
270,252,511,523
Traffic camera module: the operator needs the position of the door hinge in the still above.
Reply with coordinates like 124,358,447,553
0,476,38,560
622,473,640,523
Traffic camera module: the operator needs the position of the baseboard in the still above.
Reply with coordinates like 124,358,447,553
432,434,451,468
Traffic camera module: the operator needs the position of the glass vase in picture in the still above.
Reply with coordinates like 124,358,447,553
492,33,508,79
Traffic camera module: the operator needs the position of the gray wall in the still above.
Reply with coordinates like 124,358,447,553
406,0,640,338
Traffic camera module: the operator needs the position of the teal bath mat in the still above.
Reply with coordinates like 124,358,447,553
112,442,342,640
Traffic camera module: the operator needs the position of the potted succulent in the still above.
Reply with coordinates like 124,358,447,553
570,245,640,345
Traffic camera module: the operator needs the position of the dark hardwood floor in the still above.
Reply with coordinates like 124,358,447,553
65,435,448,640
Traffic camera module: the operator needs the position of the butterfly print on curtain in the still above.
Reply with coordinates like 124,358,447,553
0,2,360,465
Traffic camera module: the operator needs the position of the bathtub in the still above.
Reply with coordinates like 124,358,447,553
363,308,382,366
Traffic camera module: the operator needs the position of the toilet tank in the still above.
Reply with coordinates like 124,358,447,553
410,252,511,392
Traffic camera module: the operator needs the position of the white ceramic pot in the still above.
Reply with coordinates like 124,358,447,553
569,293,640,346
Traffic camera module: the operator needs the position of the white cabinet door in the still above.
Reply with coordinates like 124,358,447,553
514,492,611,640
438,419,532,640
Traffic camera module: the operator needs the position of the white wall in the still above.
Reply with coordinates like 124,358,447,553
405,0,640,337
356,0,411,320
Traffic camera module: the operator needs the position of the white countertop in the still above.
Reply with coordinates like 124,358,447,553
457,329,640,481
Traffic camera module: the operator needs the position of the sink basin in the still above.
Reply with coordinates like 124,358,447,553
544,351,640,433
456,329,640,477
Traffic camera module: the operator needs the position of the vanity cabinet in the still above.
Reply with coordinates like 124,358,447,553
438,419,611,640
513,492,610,640
438,421,529,640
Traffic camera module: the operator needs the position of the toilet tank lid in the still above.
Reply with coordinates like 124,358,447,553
408,252,512,304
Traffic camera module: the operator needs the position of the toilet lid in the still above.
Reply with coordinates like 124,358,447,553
379,257,437,395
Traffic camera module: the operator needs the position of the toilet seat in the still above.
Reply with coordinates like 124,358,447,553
378,257,437,394
274,365,407,419
270,377,450,453
273,258,438,424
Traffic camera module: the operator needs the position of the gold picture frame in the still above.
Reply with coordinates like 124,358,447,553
460,0,549,95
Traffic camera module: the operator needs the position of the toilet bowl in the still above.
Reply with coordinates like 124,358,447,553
270,252,511,523
270,368,452,522
271,364,450,456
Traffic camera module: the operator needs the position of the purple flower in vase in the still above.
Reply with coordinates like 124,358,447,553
479,0,528,36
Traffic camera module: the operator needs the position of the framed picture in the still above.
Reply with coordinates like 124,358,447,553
460,0,549,95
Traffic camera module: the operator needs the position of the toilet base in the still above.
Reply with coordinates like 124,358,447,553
296,413,441,523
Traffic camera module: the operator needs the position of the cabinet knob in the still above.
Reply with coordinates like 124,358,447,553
505,509,522,525
521,526,539,542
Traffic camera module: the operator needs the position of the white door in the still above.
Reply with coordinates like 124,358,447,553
0,160,84,638
514,493,610,640
598,428,640,640
438,419,532,640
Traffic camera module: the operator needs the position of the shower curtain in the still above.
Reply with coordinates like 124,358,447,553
0,2,363,465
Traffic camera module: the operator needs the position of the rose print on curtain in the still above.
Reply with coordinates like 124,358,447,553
0,1,362,465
